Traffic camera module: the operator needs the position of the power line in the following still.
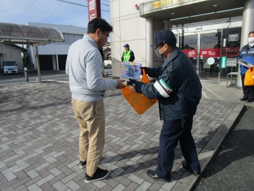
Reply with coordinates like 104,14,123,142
57,0,109,7
56,0,86,7
56,0,109,12
100,2,109,7
100,0,110,6
43,2,63,22
10,0,37,22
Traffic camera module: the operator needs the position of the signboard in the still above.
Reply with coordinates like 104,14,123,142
222,47,240,57
221,57,226,68
226,58,237,67
182,48,220,58
228,34,239,42
141,0,206,15
200,48,220,58
88,0,101,21
152,0,201,9
207,57,215,65
181,49,197,58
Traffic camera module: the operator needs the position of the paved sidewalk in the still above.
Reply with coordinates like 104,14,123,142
0,81,246,191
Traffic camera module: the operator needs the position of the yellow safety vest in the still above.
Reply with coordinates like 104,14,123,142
123,50,131,61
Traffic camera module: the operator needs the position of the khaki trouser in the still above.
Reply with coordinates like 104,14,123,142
71,98,105,177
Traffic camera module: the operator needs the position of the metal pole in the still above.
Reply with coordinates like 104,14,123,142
181,24,184,49
164,20,169,30
197,33,201,76
218,29,223,82
146,17,153,68
56,55,59,71
35,45,41,83
2,43,5,61
24,67,29,82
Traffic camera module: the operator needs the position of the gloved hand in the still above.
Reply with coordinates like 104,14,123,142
127,79,143,93
127,79,137,86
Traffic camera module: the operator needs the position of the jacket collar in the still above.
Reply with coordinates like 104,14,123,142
162,48,181,68
83,34,99,49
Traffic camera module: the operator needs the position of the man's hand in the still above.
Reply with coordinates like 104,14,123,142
116,80,126,89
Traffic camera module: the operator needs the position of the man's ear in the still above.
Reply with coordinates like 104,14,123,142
164,43,169,49
165,44,173,52
95,28,102,39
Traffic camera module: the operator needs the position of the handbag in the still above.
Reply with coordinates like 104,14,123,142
121,69,157,115
244,66,254,86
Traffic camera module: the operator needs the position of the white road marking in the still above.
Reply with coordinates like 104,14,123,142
202,84,225,101
202,90,209,99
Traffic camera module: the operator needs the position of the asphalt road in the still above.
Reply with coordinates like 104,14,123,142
0,71,68,85
194,106,254,191
0,69,112,85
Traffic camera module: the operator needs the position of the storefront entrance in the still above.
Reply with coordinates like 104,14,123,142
177,27,241,81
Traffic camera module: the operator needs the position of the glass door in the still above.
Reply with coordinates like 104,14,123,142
199,29,222,79
176,27,241,81
179,32,198,71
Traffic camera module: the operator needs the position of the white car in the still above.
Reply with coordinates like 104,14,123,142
3,60,19,74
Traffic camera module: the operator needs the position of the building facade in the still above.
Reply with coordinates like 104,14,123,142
27,22,86,71
0,44,24,72
109,0,254,83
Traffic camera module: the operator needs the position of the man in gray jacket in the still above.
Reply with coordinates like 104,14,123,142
66,18,125,183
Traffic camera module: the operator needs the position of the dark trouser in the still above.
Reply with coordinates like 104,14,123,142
241,75,254,100
156,114,200,180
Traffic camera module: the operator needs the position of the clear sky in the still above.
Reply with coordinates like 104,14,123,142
0,0,110,28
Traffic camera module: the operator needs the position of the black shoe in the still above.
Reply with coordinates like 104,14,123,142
85,167,109,183
181,161,200,176
146,169,171,182
240,97,248,101
247,99,254,103
79,161,86,169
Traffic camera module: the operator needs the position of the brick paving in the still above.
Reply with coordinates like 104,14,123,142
0,82,244,191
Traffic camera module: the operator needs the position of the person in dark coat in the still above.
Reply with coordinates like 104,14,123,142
128,29,202,182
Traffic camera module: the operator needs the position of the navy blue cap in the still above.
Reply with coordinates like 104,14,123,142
151,30,176,47
123,44,129,47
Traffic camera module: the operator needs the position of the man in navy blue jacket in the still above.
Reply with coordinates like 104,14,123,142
237,31,254,102
128,30,202,182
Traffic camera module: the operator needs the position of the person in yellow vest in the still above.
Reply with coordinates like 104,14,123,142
121,44,135,62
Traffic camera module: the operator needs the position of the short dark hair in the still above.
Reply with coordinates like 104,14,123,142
168,44,176,49
249,31,254,36
87,18,113,34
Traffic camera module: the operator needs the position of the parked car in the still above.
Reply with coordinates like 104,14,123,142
2,60,19,74
103,66,112,77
